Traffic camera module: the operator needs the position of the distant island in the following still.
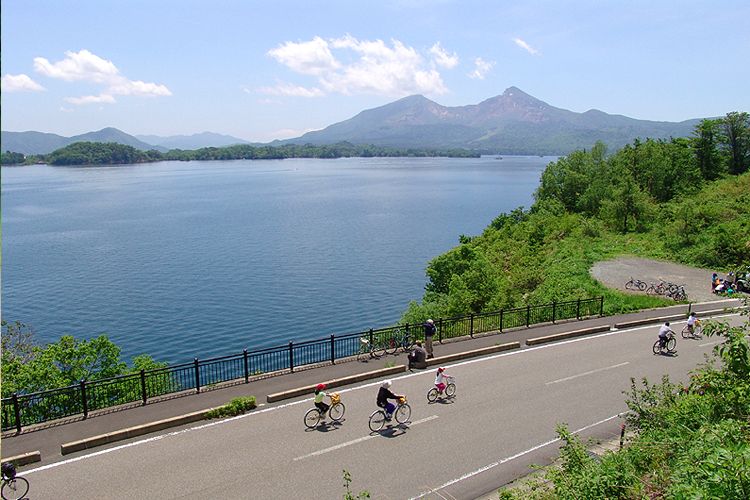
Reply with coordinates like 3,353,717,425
0,141,479,166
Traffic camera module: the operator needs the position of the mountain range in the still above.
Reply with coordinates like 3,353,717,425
2,87,704,156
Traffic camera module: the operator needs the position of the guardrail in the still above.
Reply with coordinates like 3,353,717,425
1,296,603,432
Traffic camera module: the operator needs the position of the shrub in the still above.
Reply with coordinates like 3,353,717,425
205,396,257,419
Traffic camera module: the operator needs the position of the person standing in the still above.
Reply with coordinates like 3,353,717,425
423,319,436,358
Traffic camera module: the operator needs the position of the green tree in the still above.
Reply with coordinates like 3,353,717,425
721,111,750,175
599,171,652,233
693,118,724,180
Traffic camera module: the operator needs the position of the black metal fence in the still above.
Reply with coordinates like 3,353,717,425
1,296,603,432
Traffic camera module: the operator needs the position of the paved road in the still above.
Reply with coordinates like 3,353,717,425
17,313,742,499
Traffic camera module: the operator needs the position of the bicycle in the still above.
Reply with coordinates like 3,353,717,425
356,336,385,361
653,332,677,355
625,277,647,291
304,392,346,428
1,463,29,500
681,323,702,339
427,376,456,402
368,396,411,432
385,328,415,355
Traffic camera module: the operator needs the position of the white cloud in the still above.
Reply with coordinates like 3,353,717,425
1,73,45,92
258,82,324,97
266,35,450,97
468,57,495,80
513,37,540,56
64,94,116,105
429,42,459,69
33,49,171,104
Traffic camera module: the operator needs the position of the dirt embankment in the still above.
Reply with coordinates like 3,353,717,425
591,257,726,303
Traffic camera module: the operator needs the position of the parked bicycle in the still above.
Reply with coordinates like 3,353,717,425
624,277,648,291
385,328,415,355
368,396,411,432
356,336,386,361
1,463,29,500
304,392,345,428
427,376,456,402
653,331,677,355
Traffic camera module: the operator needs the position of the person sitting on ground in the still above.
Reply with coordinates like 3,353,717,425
434,366,453,394
658,321,675,348
686,312,700,335
313,383,329,416
711,272,718,292
376,380,403,420
408,340,427,369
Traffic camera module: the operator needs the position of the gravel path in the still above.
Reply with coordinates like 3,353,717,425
591,257,724,303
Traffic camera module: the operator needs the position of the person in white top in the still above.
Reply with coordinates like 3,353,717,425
686,312,700,335
434,367,453,394
658,322,675,348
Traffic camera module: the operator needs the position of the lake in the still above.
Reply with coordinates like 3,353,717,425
1,156,552,364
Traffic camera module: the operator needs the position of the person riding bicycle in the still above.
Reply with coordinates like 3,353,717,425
313,383,330,416
658,322,675,348
377,380,403,420
686,312,700,335
434,366,453,394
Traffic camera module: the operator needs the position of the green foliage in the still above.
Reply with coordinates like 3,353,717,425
342,469,370,499
45,141,158,165
204,396,257,419
1,151,26,165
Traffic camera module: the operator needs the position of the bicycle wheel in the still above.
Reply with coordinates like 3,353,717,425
304,408,321,429
445,383,456,398
645,285,656,295
681,326,690,339
2,477,29,500
625,279,635,290
666,337,677,353
400,339,415,353
372,342,387,358
329,402,345,422
384,336,398,355
637,281,647,291
395,403,411,424
653,340,662,355
369,410,386,432
427,388,439,403
694,326,703,337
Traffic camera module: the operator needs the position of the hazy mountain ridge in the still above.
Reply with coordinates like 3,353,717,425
135,132,251,150
1,128,166,155
282,87,702,154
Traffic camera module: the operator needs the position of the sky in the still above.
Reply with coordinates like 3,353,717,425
1,0,748,143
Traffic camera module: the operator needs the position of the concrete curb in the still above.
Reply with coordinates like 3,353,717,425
613,307,738,330
425,341,520,366
526,325,611,346
61,408,211,455
1,450,41,467
266,365,407,403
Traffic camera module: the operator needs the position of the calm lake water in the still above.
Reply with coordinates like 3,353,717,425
1,156,552,364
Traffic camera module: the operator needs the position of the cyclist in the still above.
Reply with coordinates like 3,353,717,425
686,312,700,335
434,366,453,394
377,380,403,421
1,462,16,481
313,383,330,417
658,321,675,348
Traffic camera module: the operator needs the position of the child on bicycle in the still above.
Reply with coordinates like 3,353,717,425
658,322,675,348
686,312,700,335
314,383,330,416
377,380,403,420
434,366,453,394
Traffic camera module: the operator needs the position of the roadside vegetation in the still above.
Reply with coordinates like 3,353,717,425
498,304,750,499
204,396,257,419
402,112,750,324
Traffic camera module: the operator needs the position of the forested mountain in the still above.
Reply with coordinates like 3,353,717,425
1,128,165,155
280,87,702,155
135,132,252,150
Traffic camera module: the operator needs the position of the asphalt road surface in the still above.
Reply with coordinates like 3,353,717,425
18,313,743,499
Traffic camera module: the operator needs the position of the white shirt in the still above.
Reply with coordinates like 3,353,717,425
435,372,449,385
687,315,698,326
659,324,672,337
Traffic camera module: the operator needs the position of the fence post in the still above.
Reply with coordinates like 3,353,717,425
330,334,336,365
600,296,604,316
470,314,474,338
140,369,147,405
438,319,442,342
526,305,531,327
576,298,581,320
12,392,22,433
687,302,692,315
80,380,89,419
499,310,504,332
243,349,250,383
289,341,295,373
194,358,201,393
552,300,557,324
369,328,374,346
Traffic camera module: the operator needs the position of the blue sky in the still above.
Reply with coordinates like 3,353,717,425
2,0,748,142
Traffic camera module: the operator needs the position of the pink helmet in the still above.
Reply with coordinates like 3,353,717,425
315,383,326,391
437,367,445,373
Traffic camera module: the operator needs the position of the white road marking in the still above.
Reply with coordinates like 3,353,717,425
293,415,439,461
21,311,740,477
546,362,630,385
699,340,722,347
408,413,623,499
